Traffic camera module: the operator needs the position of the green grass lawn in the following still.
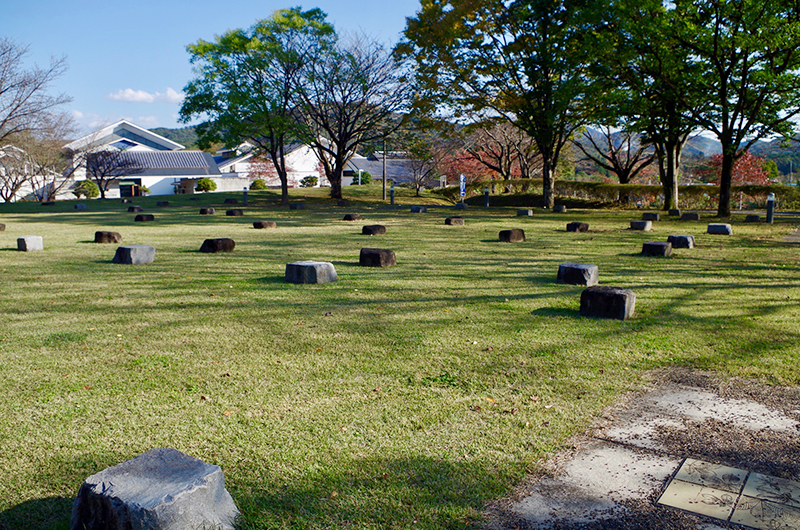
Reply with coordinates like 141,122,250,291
1,187,798,529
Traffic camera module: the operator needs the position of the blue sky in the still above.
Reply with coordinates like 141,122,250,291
2,1,422,134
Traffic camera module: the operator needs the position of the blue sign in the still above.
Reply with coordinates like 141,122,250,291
459,174,466,197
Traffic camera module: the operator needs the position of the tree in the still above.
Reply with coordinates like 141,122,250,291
572,126,654,185
0,146,31,202
85,150,143,199
697,151,772,186
0,39,71,145
181,7,335,205
249,178,268,190
72,179,99,199
196,177,216,193
464,122,541,187
297,34,411,200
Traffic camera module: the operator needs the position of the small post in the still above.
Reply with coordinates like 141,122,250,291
484,187,490,208
243,186,248,206
766,192,775,224
390,184,395,206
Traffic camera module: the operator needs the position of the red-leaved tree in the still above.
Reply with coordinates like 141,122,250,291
698,151,772,186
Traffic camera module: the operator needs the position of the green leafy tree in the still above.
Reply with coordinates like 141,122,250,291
250,178,268,190
195,177,216,193
300,176,318,187
350,171,371,185
72,179,99,199
181,8,335,205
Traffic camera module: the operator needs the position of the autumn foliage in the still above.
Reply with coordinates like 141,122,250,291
698,151,772,186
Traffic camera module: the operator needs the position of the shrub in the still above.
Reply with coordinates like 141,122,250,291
351,171,372,185
250,179,268,190
196,178,217,193
300,176,318,188
72,180,99,199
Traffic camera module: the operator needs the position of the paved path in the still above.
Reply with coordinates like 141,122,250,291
782,228,800,243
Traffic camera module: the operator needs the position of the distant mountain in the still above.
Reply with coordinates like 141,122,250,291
149,126,199,149
684,134,722,157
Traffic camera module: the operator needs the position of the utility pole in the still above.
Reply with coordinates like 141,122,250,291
382,137,387,201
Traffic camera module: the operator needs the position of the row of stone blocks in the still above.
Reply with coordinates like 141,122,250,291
556,263,635,320
285,248,398,284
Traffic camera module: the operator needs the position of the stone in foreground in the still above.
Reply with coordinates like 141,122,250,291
642,241,672,257
744,214,760,223
642,212,660,221
134,214,154,222
225,209,243,217
112,245,155,265
580,286,636,321
667,235,695,249
70,447,239,530
285,261,337,284
445,217,465,226
200,208,215,215
557,263,599,287
128,206,143,213
410,206,427,213
707,223,733,235
342,213,362,221
360,248,396,267
0,223,5,231
680,212,701,221
499,229,525,242
630,220,652,231
566,222,589,233
253,221,277,229
517,209,533,217
75,204,87,210
200,238,235,253
95,231,122,244
362,224,386,235
553,205,567,213
17,235,43,251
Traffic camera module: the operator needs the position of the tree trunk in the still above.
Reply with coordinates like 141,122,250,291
718,152,734,217
541,158,554,208
329,166,343,199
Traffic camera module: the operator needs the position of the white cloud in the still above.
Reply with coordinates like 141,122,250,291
136,116,160,127
108,87,184,104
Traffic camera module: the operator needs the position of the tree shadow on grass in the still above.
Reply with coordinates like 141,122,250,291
0,496,73,530
531,307,579,318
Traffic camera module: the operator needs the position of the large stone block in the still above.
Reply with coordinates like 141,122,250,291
134,214,155,222
94,231,122,244
289,203,305,210
253,221,277,229
112,245,155,265
642,212,660,221
642,241,672,257
680,212,700,221
223,198,238,204
200,208,215,215
121,199,132,204
0,223,5,231
17,235,43,251
668,209,681,217
410,206,427,213
517,209,533,217
70,447,239,530
75,204,87,210
566,222,589,233
362,224,386,235
343,213,362,221
445,217,465,226
360,248,396,267
41,201,55,206
200,238,235,253
553,205,567,213
579,286,636,320
630,220,652,231
707,223,733,235
128,206,143,213
285,261,337,284
226,209,243,217
454,203,468,210
557,263,599,286
744,214,760,223
667,234,695,249
499,229,525,242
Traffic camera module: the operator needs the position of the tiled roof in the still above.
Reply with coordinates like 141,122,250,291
119,151,220,176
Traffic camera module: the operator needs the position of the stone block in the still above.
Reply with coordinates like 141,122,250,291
70,447,239,530
360,248,396,267
680,212,700,221
410,206,427,213
128,206,143,213
225,209,243,217
630,220,652,231
557,263,599,286
200,208,215,215
580,286,636,321
0,223,5,231
744,214,760,223
499,229,525,242
94,231,122,244
289,203,305,210
17,235,43,251
156,201,170,207
707,223,733,235
454,203,468,210
285,261,337,284
642,241,672,257
566,222,589,233
668,209,681,217
553,205,567,213
112,245,155,264
223,198,238,204
362,225,386,235
642,212,660,221
75,204,87,210
41,201,55,206
121,199,132,204
200,238,235,253
343,213,362,221
134,214,155,222
253,221,277,229
667,235,695,249
445,217,465,226
517,209,533,217
337,199,351,207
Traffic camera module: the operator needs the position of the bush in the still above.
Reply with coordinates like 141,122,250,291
351,171,372,185
250,179,268,190
300,176,318,188
72,180,99,199
196,178,217,193
140,185,150,195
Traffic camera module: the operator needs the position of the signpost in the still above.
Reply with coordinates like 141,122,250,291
459,174,466,204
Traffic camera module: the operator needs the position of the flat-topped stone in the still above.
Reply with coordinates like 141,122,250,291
517,209,533,217
285,261,337,284
668,209,681,217
343,213,362,221
94,231,122,244
225,209,243,216
134,214,154,222
566,222,589,233
253,221,277,229
454,203,468,210
112,245,155,265
667,234,695,249
289,203,305,210
128,206,143,213
0,223,5,231
708,223,733,235
75,203,87,210
744,214,760,223
200,208,215,215
557,263,599,286
642,241,672,257
553,205,567,213
70,447,239,530
680,212,700,221
410,206,427,213
200,238,235,253
223,198,238,204
362,224,386,235
630,220,652,231
580,286,636,321
360,248,396,267
156,201,170,207
499,229,525,242
642,212,660,221
445,217,465,226
17,235,43,251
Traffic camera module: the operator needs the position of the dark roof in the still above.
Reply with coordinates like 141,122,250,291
120,151,220,176
347,158,417,183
